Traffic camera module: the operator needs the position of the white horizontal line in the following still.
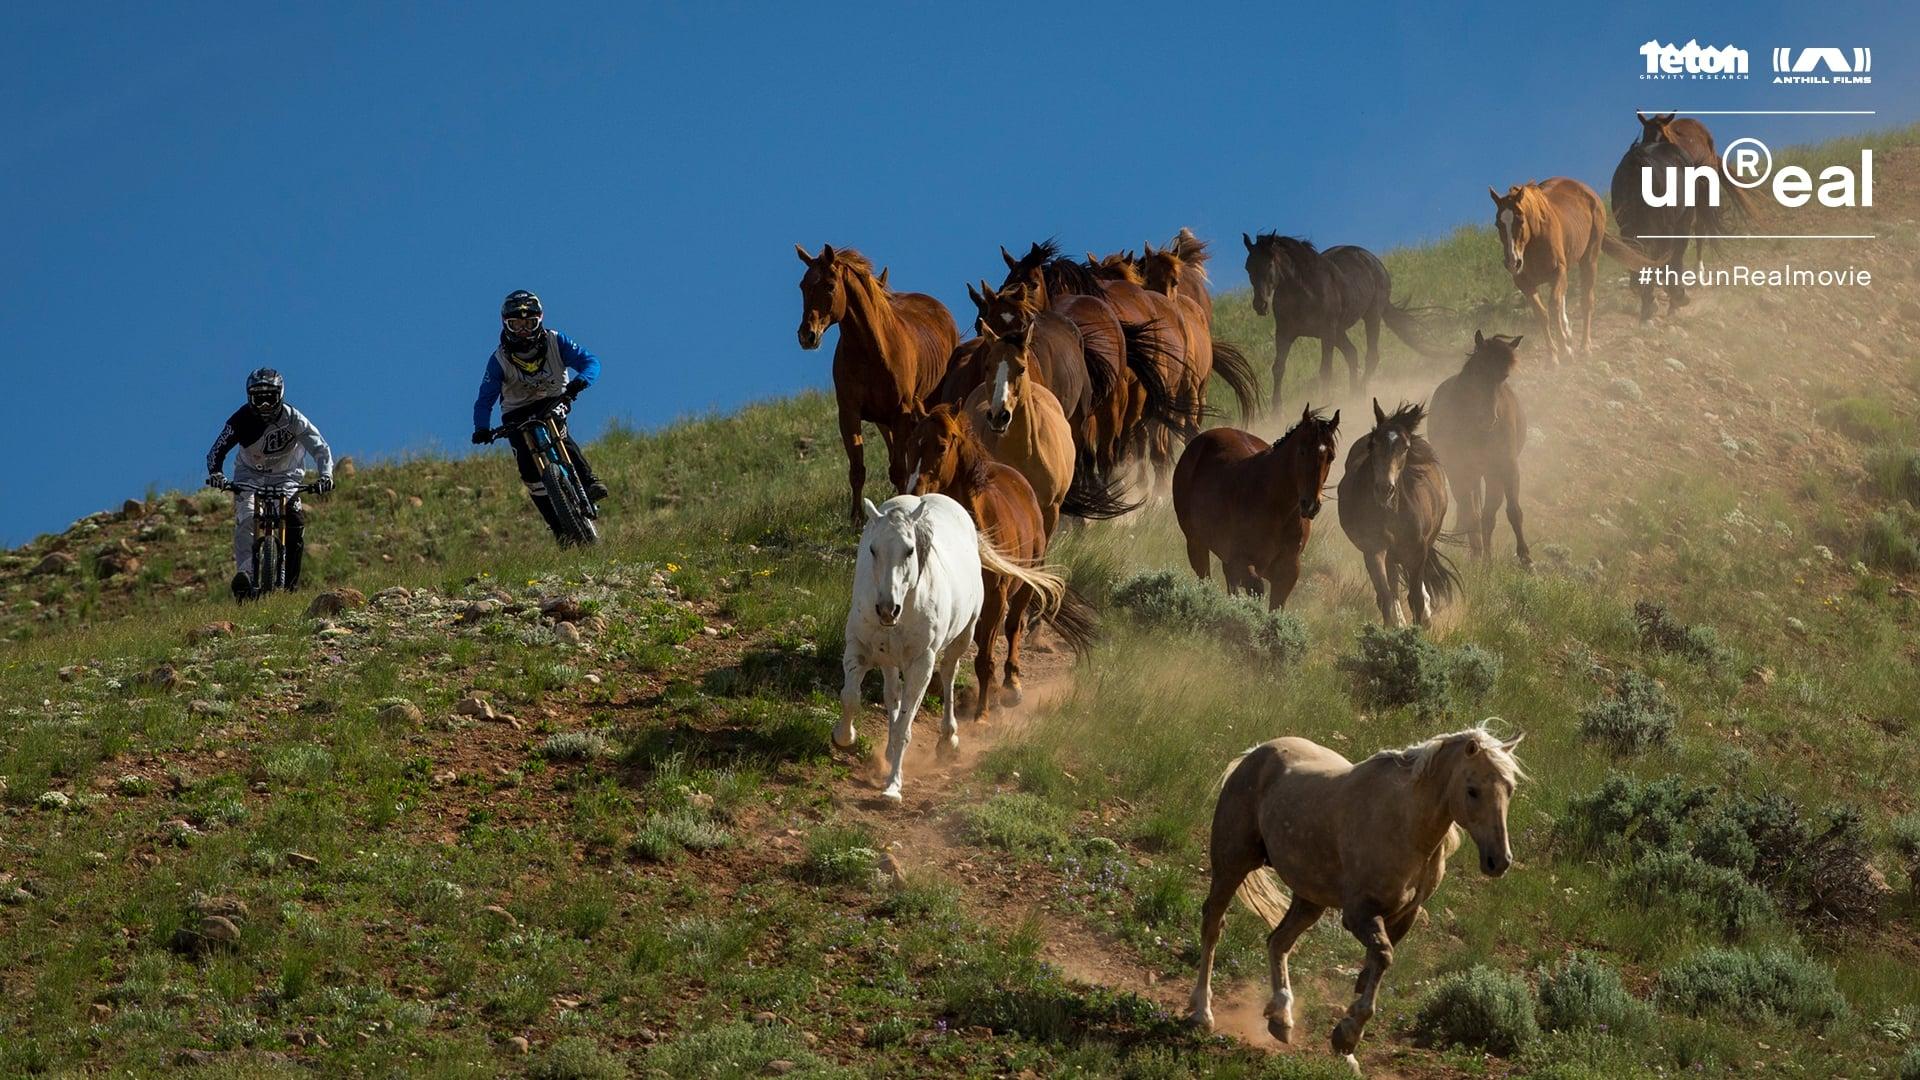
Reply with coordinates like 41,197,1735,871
1637,110,1877,115
1635,234,1876,239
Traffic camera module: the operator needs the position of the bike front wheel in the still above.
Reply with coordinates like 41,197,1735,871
542,461,598,546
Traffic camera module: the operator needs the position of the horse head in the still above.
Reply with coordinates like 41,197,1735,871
1140,242,1185,296
1487,187,1535,276
795,243,848,349
905,405,966,499
1364,398,1427,509
859,497,931,626
968,279,1037,339
978,319,1033,434
1282,404,1341,520
1465,330,1524,384
1439,729,1526,877
1242,232,1292,316
1635,111,1679,147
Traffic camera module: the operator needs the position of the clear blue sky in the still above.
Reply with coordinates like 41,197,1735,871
4,2,1913,544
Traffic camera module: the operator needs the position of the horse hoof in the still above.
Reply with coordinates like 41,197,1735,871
881,785,903,802
1342,1052,1362,1077
1001,685,1023,706
1267,1018,1292,1043
1189,1009,1214,1033
1331,1019,1363,1056
937,732,959,756
831,725,857,750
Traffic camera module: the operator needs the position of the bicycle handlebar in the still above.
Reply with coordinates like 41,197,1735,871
485,401,572,443
217,481,326,495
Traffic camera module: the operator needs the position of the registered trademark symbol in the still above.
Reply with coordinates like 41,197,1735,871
1722,137,1773,189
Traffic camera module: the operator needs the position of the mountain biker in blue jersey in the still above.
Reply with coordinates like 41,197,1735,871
206,368,334,601
471,290,609,539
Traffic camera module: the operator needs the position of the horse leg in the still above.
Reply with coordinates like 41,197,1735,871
1333,329,1361,398
1551,270,1574,361
1447,471,1482,560
1363,550,1397,626
1270,330,1295,414
935,623,973,756
1264,899,1326,1044
1479,473,1503,563
1499,460,1532,568
1264,550,1302,610
1317,339,1336,404
1185,535,1212,582
1405,548,1434,627
835,649,869,750
971,584,1007,722
839,412,867,526
1520,284,1556,366
1362,312,1383,390
1331,909,1394,1058
1665,238,1690,310
1580,250,1599,351
881,655,935,801
1001,583,1034,703
879,422,907,494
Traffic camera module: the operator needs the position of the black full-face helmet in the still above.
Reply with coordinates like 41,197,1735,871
501,290,544,346
246,368,285,417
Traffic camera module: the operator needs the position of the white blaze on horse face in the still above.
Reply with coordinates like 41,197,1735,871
1496,208,1520,271
990,360,1012,424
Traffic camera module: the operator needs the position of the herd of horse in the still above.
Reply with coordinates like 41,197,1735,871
801,112,1737,1070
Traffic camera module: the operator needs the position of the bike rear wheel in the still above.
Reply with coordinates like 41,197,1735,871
542,461,598,546
254,535,281,598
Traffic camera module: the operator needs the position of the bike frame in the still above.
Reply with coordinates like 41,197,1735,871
492,409,597,521
229,481,319,596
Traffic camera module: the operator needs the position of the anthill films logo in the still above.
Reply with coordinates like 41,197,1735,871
1640,40,1749,80
1772,47,1873,85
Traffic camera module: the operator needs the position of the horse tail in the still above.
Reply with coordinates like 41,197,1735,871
1121,320,1198,439
1214,747,1292,929
1080,337,1116,410
1381,299,1454,360
1062,461,1143,520
1209,339,1261,420
1044,585,1100,657
1424,542,1464,608
977,538,1066,615
1601,232,1654,269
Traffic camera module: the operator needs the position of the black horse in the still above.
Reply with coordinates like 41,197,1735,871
1241,234,1444,412
1610,140,1713,324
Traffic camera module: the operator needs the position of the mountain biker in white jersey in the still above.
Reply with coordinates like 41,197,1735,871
471,290,609,540
205,368,334,601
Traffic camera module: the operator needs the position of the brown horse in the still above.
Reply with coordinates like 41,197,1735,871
1167,228,1214,323
1336,400,1459,627
1142,241,1260,421
1429,332,1532,567
1488,180,1640,364
796,244,959,524
951,281,1100,444
1172,406,1341,609
1633,111,1755,267
905,406,1094,720
958,321,1081,536
1191,726,1525,1065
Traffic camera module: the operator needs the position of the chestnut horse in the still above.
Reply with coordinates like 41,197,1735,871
1172,406,1341,609
1191,726,1525,1066
934,281,1101,448
905,406,1095,720
1487,181,1642,364
796,244,959,524
959,320,1080,536
1142,241,1260,421
1429,332,1532,567
1336,400,1459,627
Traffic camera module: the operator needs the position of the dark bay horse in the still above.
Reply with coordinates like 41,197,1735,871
905,405,1095,720
1336,400,1458,627
1488,181,1643,364
1610,141,1706,323
1142,242,1261,422
1429,332,1531,567
796,244,959,524
1241,234,1445,413
1636,111,1757,253
1172,406,1341,609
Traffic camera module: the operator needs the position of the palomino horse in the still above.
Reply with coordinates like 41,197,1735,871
1190,726,1525,1067
1241,234,1445,413
1141,242,1260,421
905,407,1095,721
1172,406,1341,609
1429,332,1532,567
960,320,1080,536
1610,141,1706,323
943,281,1103,448
1336,400,1459,627
836,493,1066,799
795,244,959,524
1487,180,1642,364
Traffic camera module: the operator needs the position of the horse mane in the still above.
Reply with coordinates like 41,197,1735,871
824,246,882,284
1276,406,1339,449
1253,233,1317,257
1172,227,1211,272
1373,722,1527,785
927,404,997,493
1375,401,1439,467
1087,254,1144,285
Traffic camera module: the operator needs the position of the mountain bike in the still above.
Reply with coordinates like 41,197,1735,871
487,402,599,546
221,480,323,599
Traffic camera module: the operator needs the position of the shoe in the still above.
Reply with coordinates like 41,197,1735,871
586,479,610,503
230,572,254,602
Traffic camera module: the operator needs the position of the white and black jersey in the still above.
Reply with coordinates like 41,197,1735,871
207,403,334,485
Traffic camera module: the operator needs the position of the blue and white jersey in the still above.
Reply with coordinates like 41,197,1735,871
473,329,601,429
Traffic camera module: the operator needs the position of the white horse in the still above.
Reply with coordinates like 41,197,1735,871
836,493,1065,800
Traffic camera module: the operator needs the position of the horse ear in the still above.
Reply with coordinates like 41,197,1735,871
820,243,836,263
1487,186,1501,205
966,282,983,309
1373,398,1387,426
1301,403,1312,423
862,497,882,523
1474,329,1486,347
877,267,890,287
1001,245,1018,270
795,244,815,266
1242,232,1255,251
1464,741,1481,756
1510,335,1524,350
1330,409,1340,428
1636,111,1648,124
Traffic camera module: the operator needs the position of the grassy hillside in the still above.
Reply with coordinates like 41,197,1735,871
4,129,1919,1078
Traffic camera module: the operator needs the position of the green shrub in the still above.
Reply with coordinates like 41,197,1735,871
1899,1043,1920,1080
526,1035,629,1080
1578,671,1676,754
1614,849,1772,939
1632,600,1734,671
1335,624,1502,716
1535,953,1653,1037
965,793,1071,854
1865,445,1920,504
1894,811,1920,897
1110,570,1307,668
802,824,880,886
541,731,612,761
1655,947,1847,1027
1862,506,1920,572
1448,643,1503,705
1412,965,1539,1055
628,809,730,863
1688,809,1759,875
1817,396,1905,443
1560,773,1713,857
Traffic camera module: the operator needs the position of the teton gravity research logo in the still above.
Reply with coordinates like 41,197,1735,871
1773,47,1873,85
1641,40,1748,80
